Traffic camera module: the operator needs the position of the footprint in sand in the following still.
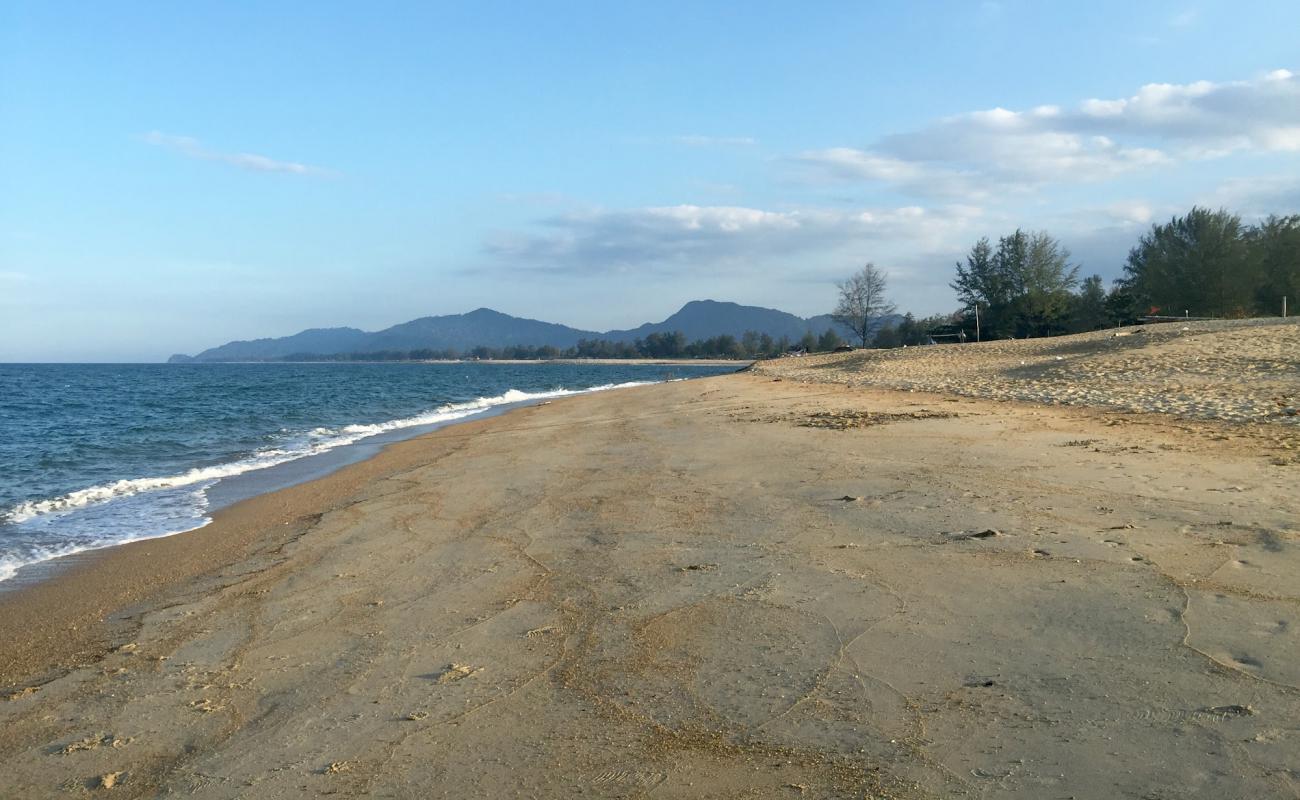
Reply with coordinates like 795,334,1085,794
1229,653,1264,670
1151,607,1182,625
586,770,667,792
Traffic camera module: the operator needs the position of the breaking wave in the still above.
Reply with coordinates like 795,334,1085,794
0,380,650,582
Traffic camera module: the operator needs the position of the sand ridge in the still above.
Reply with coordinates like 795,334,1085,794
755,318,1300,429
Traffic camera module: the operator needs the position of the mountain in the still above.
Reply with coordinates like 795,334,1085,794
603,300,846,343
168,327,371,363
361,308,591,352
805,313,850,333
170,309,595,362
167,301,895,362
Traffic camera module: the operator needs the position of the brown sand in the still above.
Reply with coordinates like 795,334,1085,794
1,367,1298,798
759,318,1300,427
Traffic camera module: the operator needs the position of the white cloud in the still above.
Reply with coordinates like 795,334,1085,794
143,132,334,176
1065,74,1300,148
794,147,987,199
799,69,1299,198
1104,201,1155,226
796,147,926,183
1203,175,1300,217
484,203,983,275
1080,98,1127,117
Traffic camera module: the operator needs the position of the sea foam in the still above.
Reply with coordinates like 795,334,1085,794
0,381,649,582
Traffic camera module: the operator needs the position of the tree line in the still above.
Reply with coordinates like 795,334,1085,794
249,328,847,363
864,205,1297,348
1119,207,1297,319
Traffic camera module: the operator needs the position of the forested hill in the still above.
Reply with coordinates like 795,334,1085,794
168,301,862,362
602,300,851,343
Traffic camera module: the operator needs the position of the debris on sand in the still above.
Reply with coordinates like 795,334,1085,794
678,563,718,572
1203,704,1255,717
189,698,225,713
944,529,1003,541
970,767,1013,779
799,409,956,430
99,772,124,789
60,734,131,755
2,686,38,702
435,663,483,684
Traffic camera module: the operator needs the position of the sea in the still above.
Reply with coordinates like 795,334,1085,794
0,362,738,584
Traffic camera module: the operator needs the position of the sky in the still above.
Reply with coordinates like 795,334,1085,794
2,1,1299,361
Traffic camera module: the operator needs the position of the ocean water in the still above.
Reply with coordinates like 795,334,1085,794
0,362,737,583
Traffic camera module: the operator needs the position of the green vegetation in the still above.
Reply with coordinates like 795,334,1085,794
872,205,1299,349
1121,207,1299,318
950,229,1080,339
871,313,964,348
263,330,821,362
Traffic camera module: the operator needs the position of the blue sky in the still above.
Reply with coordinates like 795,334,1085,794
2,1,1298,361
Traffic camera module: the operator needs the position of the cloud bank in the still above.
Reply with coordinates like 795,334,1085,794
799,69,1299,198
485,204,983,275
481,69,1298,313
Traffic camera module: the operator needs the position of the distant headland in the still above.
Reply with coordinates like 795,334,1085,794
167,300,886,363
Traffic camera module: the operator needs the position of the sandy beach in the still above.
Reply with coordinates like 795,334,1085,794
2,321,1299,799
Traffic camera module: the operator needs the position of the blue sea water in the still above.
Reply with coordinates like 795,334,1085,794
0,362,737,582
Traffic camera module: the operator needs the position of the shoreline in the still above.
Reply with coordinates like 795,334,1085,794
2,369,1297,797
1,372,728,594
0,394,540,594
170,358,754,366
1,374,734,686
0,395,521,686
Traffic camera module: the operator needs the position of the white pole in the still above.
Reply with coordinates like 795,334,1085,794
1285,296,1288,317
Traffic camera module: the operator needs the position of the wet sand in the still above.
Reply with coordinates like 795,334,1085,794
2,368,1298,798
